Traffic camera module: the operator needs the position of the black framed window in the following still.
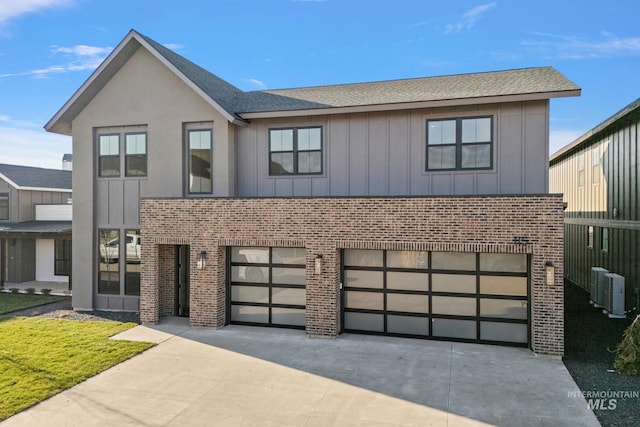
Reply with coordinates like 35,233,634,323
54,239,71,276
426,117,492,170
587,226,594,249
601,228,609,252
125,133,147,177
98,229,120,294
187,129,212,194
98,134,120,177
124,229,141,296
269,127,322,175
0,193,8,220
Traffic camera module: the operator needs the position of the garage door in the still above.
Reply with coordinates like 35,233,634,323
228,247,306,329
342,250,529,346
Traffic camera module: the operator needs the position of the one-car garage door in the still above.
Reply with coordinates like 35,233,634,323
228,247,306,328
342,249,529,346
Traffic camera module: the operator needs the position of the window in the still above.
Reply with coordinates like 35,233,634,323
0,193,8,220
592,146,600,185
269,127,322,175
125,133,147,176
54,239,71,276
125,229,141,296
601,228,609,252
98,134,120,177
426,117,492,170
188,129,212,193
587,226,594,249
577,153,585,188
98,229,120,294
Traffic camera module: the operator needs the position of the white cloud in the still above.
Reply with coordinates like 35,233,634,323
162,43,183,50
549,129,586,155
445,2,497,34
248,78,267,90
522,32,640,59
0,125,71,169
0,0,74,25
52,44,112,57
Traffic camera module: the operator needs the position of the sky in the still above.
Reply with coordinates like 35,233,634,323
0,0,639,170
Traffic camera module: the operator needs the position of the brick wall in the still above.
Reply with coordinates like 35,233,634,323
140,195,564,355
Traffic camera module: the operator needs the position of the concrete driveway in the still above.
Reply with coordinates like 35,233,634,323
2,319,599,427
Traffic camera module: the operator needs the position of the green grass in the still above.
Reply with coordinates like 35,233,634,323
0,317,153,420
0,293,67,315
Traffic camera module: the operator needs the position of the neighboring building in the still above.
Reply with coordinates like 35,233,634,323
45,30,580,355
0,163,72,289
550,98,640,311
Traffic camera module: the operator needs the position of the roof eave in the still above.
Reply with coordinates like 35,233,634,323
239,89,581,119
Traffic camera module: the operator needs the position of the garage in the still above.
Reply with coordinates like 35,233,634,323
228,247,306,328
342,249,529,346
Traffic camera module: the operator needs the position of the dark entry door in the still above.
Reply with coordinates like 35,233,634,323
175,245,190,317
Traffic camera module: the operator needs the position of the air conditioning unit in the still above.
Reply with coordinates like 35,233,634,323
603,273,625,319
590,267,608,307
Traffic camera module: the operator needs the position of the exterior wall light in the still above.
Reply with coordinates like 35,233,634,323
314,255,323,275
197,251,207,270
545,261,555,286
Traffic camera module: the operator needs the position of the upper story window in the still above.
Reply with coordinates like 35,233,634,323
426,117,492,171
187,128,212,194
0,193,8,220
97,127,147,178
591,146,600,185
269,126,322,175
577,153,585,188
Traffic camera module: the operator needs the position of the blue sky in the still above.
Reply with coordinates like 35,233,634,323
0,0,639,169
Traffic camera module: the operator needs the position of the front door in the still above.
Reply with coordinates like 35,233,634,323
175,245,190,317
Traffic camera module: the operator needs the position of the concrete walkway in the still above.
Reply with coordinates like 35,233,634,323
2,319,600,427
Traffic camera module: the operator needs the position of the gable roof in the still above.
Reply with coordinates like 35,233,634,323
0,164,72,192
46,30,581,134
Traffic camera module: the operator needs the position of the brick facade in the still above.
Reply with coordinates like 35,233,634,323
140,195,564,356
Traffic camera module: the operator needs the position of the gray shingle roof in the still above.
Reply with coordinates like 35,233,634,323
0,164,72,190
0,221,72,235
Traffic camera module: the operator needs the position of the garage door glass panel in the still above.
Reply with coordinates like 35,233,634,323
432,319,476,339
480,299,527,319
431,252,475,270
345,291,383,310
387,271,428,291
272,308,305,326
480,276,527,296
386,251,428,269
272,247,306,264
231,247,269,263
344,250,383,267
432,296,476,316
344,270,383,289
272,267,305,285
231,266,269,283
480,253,527,273
387,315,429,336
481,322,527,343
272,287,306,305
231,285,269,303
345,312,384,332
386,293,428,313
231,305,269,323
431,274,476,293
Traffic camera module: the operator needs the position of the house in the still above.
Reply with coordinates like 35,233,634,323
0,163,72,290
550,98,640,312
45,30,580,356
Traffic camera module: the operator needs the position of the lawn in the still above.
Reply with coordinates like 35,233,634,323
0,317,153,421
0,293,67,315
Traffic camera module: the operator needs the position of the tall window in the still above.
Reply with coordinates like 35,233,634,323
426,117,492,170
54,239,71,276
188,129,212,193
601,228,609,252
577,153,585,188
269,127,322,175
587,226,594,249
98,229,120,294
592,146,600,185
0,194,8,220
98,134,120,177
125,133,147,176
125,229,141,296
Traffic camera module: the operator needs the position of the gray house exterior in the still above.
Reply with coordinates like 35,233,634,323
0,164,72,288
550,98,640,311
46,30,579,355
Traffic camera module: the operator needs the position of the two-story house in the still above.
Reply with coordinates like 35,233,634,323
0,163,72,290
46,30,579,356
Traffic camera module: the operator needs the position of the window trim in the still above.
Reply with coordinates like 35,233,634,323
184,124,214,195
577,153,585,188
98,133,121,177
0,193,9,221
98,229,120,295
601,227,609,253
587,226,594,249
124,229,141,296
268,126,324,176
124,132,148,177
96,127,148,179
426,116,493,172
54,239,71,276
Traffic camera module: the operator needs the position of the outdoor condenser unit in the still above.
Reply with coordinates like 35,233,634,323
590,267,608,307
603,273,625,318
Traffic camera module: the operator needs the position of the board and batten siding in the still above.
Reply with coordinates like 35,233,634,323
236,100,550,197
550,109,640,310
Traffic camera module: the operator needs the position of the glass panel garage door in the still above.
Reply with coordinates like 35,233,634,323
342,250,529,346
229,247,306,329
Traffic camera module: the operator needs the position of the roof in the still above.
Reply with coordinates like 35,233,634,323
0,164,72,192
0,221,72,235
550,97,640,163
46,29,581,135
